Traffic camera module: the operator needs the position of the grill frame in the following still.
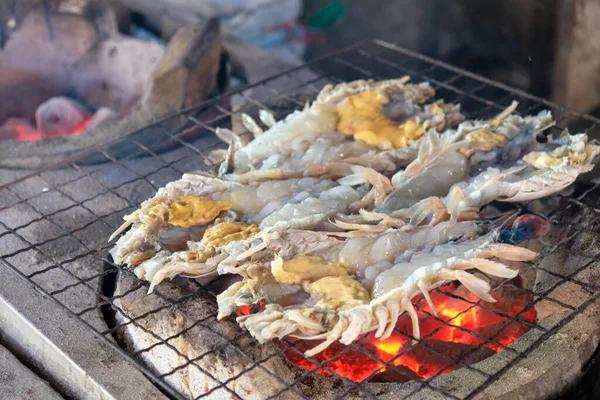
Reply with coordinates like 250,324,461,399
0,39,599,400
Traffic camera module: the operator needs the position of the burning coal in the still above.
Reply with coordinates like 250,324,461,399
273,281,535,382
0,96,116,141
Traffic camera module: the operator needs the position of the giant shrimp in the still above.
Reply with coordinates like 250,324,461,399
406,132,599,225
216,77,464,182
109,167,390,267
234,215,544,356
374,104,553,214
109,174,333,266
214,219,482,318
137,217,480,294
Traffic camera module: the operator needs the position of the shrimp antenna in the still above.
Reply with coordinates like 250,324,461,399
490,101,519,127
535,121,556,135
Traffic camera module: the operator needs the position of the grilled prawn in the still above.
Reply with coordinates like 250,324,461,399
109,168,390,267
405,132,599,225
374,104,553,214
138,217,479,294
234,216,543,356
215,219,482,317
216,77,463,182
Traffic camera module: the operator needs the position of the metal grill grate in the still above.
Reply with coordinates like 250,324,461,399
1,39,600,400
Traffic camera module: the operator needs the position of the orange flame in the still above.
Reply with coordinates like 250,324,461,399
2,118,91,141
273,281,535,382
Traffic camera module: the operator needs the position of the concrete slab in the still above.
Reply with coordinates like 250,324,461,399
0,344,63,400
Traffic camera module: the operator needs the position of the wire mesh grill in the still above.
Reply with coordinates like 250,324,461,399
1,39,600,399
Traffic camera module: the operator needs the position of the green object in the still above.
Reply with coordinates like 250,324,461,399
308,1,345,29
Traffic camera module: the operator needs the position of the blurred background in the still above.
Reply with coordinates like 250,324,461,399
0,0,597,143
303,1,555,98
304,0,591,114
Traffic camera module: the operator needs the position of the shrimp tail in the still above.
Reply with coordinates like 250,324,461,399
338,166,393,207
215,127,242,145
394,129,468,184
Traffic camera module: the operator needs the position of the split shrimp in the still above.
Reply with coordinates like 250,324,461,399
215,219,481,319
405,132,599,225
139,214,479,295
375,103,554,215
217,77,463,182
109,166,390,269
109,174,334,265
235,215,542,356
374,129,470,214
140,227,344,293
461,105,554,171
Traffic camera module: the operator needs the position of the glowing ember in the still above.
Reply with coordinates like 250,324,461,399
272,281,535,382
0,117,91,141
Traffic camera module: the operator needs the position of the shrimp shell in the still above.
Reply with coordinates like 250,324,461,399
406,133,599,225
109,174,338,266
226,77,464,179
237,232,537,356
216,220,480,320
138,228,344,292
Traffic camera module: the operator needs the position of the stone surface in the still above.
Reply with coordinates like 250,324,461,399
114,274,312,400
553,0,600,112
0,344,64,400
0,262,166,399
0,155,191,398
143,18,221,117
71,36,165,114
